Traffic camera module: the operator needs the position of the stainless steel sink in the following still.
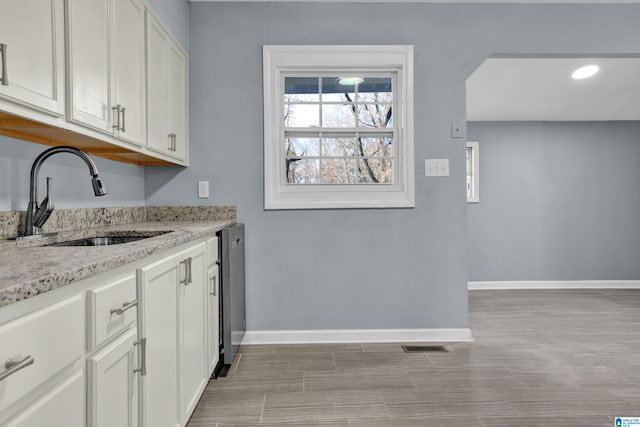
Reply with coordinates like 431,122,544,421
47,232,170,247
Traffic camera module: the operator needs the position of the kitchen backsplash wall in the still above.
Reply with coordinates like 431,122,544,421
0,206,236,238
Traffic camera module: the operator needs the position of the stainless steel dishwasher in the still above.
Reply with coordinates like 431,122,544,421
214,223,246,377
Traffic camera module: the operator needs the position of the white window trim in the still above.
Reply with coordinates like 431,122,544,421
467,141,479,203
263,45,415,210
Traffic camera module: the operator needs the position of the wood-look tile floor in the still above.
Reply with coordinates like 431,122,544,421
187,289,640,426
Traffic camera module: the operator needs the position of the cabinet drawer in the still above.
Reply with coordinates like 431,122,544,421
0,295,83,413
206,236,219,268
87,274,137,350
4,370,84,427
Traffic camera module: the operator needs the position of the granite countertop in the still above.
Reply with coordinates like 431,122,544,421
0,219,235,308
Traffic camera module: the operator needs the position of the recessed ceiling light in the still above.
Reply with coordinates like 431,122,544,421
572,65,599,80
337,77,364,86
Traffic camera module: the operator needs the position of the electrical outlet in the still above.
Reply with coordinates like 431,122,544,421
198,180,209,198
425,159,450,177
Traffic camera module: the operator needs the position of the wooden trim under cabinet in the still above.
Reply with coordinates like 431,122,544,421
0,111,180,166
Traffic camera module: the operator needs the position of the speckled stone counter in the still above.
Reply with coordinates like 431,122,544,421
0,206,237,308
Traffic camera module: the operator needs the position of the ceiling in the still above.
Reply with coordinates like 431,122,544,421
466,57,640,121
191,0,640,3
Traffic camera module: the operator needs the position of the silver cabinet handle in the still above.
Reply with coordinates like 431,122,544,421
110,299,137,316
182,257,192,285
209,276,216,296
0,356,34,382
171,133,177,151
134,337,146,376
167,133,173,151
0,43,8,86
120,106,126,132
112,105,121,130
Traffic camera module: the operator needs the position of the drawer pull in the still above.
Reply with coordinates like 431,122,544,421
134,337,146,376
0,356,34,382
182,257,193,285
110,299,138,316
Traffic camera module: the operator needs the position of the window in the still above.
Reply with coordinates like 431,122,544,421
263,45,414,209
466,141,479,203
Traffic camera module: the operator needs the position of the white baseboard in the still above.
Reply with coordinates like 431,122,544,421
469,280,640,290
242,328,473,345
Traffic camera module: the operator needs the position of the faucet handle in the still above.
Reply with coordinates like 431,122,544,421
33,177,55,229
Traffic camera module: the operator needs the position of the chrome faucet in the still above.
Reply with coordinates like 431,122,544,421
22,146,107,237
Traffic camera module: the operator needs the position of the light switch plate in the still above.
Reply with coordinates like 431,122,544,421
425,159,450,177
198,181,209,198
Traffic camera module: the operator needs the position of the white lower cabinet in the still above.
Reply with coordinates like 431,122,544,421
179,243,208,424
137,242,209,427
1,236,219,427
137,251,182,427
0,295,84,426
4,370,84,427
207,264,220,376
87,328,139,427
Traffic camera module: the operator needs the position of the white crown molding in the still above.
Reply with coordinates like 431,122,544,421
190,0,640,3
242,328,473,345
469,280,640,290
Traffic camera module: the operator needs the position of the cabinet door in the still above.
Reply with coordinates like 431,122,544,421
179,243,208,424
4,370,84,427
112,0,145,146
137,252,181,427
0,0,65,116
87,328,139,427
207,265,220,376
145,12,170,156
167,42,188,161
67,0,111,132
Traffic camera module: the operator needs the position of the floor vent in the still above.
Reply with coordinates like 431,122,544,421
402,345,448,353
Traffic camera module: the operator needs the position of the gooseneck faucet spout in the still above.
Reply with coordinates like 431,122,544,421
22,146,107,237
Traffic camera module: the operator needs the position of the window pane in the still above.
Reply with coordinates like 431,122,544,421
322,159,357,184
358,77,392,103
285,104,319,127
285,77,320,102
360,137,393,157
358,159,393,183
322,104,355,127
358,105,393,128
322,137,357,157
287,159,320,184
323,77,356,102
286,137,320,156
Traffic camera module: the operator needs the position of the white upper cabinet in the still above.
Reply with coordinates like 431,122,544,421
66,0,110,131
167,42,188,161
0,0,65,116
146,11,188,162
67,0,146,146
111,0,146,145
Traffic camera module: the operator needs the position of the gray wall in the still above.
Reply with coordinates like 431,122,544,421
142,2,640,331
0,137,145,211
146,0,189,50
467,121,640,282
